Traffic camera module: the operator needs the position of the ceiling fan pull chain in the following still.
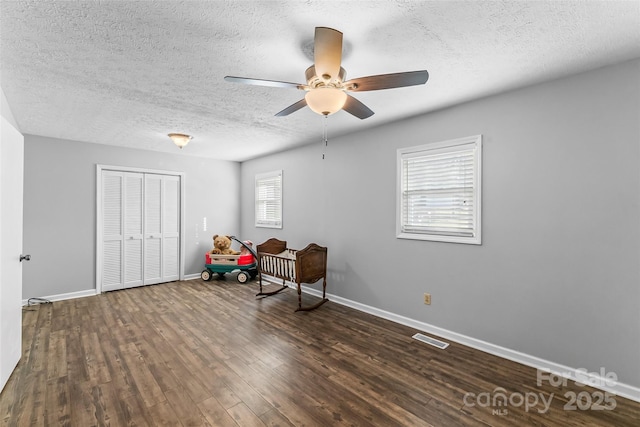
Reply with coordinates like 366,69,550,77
322,115,329,159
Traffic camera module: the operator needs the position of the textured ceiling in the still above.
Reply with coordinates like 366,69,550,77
1,1,639,161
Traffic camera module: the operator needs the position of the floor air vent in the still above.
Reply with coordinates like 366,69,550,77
412,333,449,349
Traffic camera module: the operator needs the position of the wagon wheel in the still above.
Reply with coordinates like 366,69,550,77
201,270,212,281
237,271,250,284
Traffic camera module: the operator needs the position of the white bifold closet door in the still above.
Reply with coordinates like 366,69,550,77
143,174,180,285
102,171,180,292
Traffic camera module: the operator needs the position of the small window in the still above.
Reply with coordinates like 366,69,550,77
397,135,482,244
255,170,283,228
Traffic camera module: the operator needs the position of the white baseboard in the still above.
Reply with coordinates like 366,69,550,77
22,289,97,306
298,284,640,403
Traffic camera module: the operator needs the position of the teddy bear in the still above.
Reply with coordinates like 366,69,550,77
210,235,240,255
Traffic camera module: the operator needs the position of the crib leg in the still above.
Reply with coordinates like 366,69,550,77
322,277,326,299
294,278,329,312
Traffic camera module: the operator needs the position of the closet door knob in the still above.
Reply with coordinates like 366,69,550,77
20,254,31,262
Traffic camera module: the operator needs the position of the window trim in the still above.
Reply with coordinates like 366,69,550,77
255,170,283,229
396,135,482,245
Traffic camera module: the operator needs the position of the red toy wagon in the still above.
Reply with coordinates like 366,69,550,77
200,237,258,283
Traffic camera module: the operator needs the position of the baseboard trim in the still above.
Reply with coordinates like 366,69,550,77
298,284,640,403
22,289,97,306
24,276,201,306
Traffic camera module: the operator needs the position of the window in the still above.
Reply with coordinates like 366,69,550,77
255,170,283,228
397,135,482,244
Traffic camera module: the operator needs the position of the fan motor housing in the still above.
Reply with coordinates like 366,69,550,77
306,65,346,89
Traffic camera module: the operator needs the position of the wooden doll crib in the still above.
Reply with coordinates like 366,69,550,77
256,238,328,312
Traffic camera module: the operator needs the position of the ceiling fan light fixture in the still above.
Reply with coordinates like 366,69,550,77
305,87,347,116
168,133,192,149
225,27,428,120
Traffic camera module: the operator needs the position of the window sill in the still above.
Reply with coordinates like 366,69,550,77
396,232,481,245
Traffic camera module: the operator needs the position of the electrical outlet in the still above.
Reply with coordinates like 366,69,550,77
423,293,431,305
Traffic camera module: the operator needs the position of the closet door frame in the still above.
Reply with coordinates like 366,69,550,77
96,164,186,293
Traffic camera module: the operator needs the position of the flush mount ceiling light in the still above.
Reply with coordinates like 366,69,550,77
168,133,192,149
224,27,429,119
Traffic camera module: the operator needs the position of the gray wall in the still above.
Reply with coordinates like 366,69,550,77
23,135,240,299
240,59,640,388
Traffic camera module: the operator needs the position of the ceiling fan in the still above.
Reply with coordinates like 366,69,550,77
224,27,429,119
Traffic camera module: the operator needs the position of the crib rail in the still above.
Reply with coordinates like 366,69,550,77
255,238,290,299
259,250,297,283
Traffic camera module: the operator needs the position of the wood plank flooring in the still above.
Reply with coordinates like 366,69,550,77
1,279,639,426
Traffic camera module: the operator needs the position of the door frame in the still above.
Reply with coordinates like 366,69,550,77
96,164,186,293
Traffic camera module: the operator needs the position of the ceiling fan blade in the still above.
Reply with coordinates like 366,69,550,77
314,27,343,80
224,76,304,90
344,70,429,92
275,99,308,117
343,95,374,119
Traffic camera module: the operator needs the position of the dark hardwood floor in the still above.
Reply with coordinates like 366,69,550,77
1,279,638,426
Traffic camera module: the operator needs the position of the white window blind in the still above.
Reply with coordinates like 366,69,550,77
255,170,283,228
397,135,481,244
